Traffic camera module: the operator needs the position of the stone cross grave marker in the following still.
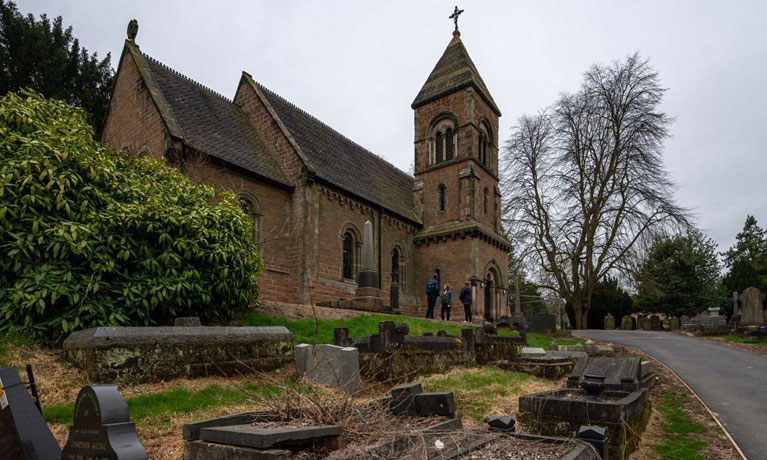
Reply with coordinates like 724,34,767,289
62,385,148,460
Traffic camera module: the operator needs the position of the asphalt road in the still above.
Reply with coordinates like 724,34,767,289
573,330,767,460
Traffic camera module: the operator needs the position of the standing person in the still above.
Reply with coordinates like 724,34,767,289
441,284,453,321
458,281,473,323
425,273,439,319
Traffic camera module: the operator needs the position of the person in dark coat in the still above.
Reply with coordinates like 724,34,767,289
458,281,473,323
425,273,439,319
441,284,453,321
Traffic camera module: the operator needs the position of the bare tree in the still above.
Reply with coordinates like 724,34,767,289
501,53,689,329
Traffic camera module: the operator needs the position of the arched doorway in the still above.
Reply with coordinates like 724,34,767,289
484,271,496,322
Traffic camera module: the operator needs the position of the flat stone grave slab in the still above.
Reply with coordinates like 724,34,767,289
499,355,575,380
567,356,642,391
199,424,341,450
521,347,547,357
63,326,293,382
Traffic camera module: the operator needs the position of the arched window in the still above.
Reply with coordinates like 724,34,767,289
435,131,443,164
483,187,489,214
391,248,400,284
431,117,456,165
478,123,491,166
239,195,262,245
342,231,354,279
438,184,446,213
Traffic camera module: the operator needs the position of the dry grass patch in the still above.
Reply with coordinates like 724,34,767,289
421,367,559,425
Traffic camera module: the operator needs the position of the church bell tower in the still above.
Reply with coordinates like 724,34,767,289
411,9,510,322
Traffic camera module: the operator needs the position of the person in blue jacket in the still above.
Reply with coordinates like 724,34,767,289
440,283,453,321
425,273,439,319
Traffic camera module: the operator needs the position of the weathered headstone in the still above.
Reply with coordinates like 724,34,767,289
390,382,423,415
621,315,633,330
413,392,456,417
294,344,360,393
604,314,615,330
740,287,765,327
0,368,61,460
669,317,680,330
639,316,651,331
528,313,557,333
649,315,661,331
62,385,147,460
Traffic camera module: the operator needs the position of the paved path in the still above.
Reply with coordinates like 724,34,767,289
574,330,767,460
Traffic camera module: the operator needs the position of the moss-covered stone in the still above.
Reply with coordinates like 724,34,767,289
63,326,294,383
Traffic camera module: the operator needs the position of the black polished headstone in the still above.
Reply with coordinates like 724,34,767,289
61,385,148,460
0,368,61,460
578,424,607,459
487,415,515,432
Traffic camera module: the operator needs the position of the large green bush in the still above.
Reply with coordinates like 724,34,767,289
0,91,261,342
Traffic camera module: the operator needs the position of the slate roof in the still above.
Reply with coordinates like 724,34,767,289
255,82,419,223
412,33,500,116
138,51,291,187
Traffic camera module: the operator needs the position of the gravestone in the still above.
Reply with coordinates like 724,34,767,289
528,313,557,333
604,314,615,330
521,347,547,357
649,315,661,331
62,385,147,460
620,315,633,330
740,287,765,327
294,344,360,393
0,368,61,460
680,315,690,324
350,220,384,311
639,316,651,331
567,356,643,392
669,317,680,330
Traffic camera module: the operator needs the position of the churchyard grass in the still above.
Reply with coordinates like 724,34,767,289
654,390,707,460
720,334,767,345
43,382,289,427
243,312,582,348
421,367,554,421
0,333,33,367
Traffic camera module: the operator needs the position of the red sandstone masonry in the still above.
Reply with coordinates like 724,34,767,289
101,51,170,160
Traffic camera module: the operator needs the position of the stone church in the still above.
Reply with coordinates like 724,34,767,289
101,22,510,320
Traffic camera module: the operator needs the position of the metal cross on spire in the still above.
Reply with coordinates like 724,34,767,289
449,6,464,33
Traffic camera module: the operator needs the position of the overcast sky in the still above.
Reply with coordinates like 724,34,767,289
20,0,767,253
